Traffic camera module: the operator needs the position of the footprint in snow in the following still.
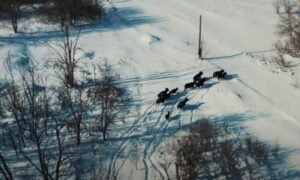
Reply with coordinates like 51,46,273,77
85,51,95,59
140,34,161,46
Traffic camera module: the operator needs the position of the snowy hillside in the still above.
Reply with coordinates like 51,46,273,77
1,0,300,179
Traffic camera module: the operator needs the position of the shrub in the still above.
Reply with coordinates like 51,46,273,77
38,0,103,27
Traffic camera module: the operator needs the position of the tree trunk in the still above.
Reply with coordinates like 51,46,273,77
102,130,106,141
10,2,18,33
76,124,81,146
0,153,13,180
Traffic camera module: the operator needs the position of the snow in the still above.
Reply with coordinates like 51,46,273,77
1,0,300,179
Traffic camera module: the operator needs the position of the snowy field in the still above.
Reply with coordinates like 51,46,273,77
1,0,300,179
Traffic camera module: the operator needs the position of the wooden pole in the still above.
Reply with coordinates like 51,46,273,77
198,15,202,59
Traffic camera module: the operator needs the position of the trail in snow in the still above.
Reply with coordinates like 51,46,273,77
143,79,214,180
107,103,155,178
142,106,167,180
207,56,299,121
109,64,211,179
3,0,300,179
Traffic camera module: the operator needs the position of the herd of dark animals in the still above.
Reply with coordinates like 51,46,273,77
155,69,228,120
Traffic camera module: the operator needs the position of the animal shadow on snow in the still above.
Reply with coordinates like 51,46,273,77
98,113,300,179
184,102,204,111
202,81,218,89
164,90,187,106
224,74,238,80
169,114,181,121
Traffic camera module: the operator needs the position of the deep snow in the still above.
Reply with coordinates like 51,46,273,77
1,0,300,179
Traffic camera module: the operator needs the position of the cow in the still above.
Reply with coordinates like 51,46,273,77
158,88,169,98
156,97,165,105
213,69,224,78
218,72,227,79
165,111,171,120
213,69,227,79
193,71,203,82
184,82,195,90
177,98,189,109
170,88,179,94
195,77,208,88
164,92,171,99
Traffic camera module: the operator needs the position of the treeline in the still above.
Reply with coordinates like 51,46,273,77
174,120,283,179
0,28,131,179
0,0,103,33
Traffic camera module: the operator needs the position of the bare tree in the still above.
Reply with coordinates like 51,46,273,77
220,140,238,178
3,53,28,149
88,63,131,141
56,85,86,146
1,54,74,179
0,0,19,33
52,26,81,88
0,152,13,180
38,0,103,27
273,0,300,65
175,119,284,179
175,120,217,180
19,112,74,180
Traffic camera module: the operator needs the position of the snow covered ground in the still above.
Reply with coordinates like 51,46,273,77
1,0,300,179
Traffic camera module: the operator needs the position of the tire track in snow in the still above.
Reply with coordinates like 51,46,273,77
111,65,212,179
107,103,156,179
148,119,170,180
110,69,203,178
113,105,166,178
233,77,300,130
208,59,294,117
146,86,211,179
147,103,177,179
207,56,300,132
143,106,167,180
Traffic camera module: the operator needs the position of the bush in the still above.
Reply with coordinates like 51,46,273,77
175,119,282,179
38,0,103,27
273,0,300,64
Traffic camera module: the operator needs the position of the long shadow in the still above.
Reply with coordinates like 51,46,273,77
164,91,188,106
184,102,204,111
202,52,244,60
202,81,218,89
0,7,162,45
270,149,300,179
211,114,300,179
106,113,253,151
224,74,239,80
95,112,300,179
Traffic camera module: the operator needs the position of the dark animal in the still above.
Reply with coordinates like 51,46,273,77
184,82,195,90
164,92,171,99
158,88,169,98
218,72,227,79
193,71,203,82
165,111,170,120
170,88,178,94
156,97,165,105
195,77,207,88
177,98,189,109
213,69,224,78
213,69,227,79
157,92,172,105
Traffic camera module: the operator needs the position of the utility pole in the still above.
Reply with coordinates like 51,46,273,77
198,15,202,59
